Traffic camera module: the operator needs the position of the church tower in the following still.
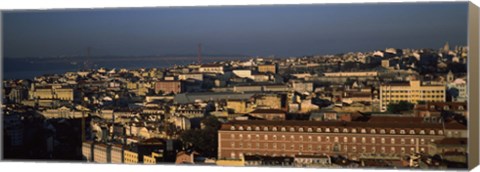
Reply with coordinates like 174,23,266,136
447,70,455,83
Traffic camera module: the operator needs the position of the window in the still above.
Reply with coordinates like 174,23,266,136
256,134,260,140
231,134,235,139
246,126,252,131
255,126,260,131
290,135,295,140
362,137,366,143
325,128,331,132
317,145,322,151
371,138,376,144
352,129,357,133
381,138,385,144
281,127,286,131
290,127,295,132
230,126,235,130
343,137,348,143
352,137,357,143
429,130,435,135
410,138,415,144
326,136,330,142
420,139,425,145
391,147,396,153
334,128,339,133
299,128,304,132
273,135,277,140
264,135,268,140
401,147,406,154
334,137,339,142
420,130,425,135
299,136,304,141
380,129,386,134
438,130,444,135
401,139,405,144
316,128,322,132
343,128,349,133
372,147,376,153
307,128,313,132
361,129,366,133
239,126,244,130
391,138,395,144
400,130,406,134
381,147,386,154
263,127,269,131
272,127,277,131
362,146,367,153
317,136,322,142
247,134,251,139
390,129,396,134
282,135,286,141
409,130,415,135
308,136,313,142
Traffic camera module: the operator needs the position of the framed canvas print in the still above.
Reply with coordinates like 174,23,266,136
1,1,479,171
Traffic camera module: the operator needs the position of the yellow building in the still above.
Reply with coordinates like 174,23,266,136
143,152,163,164
258,64,277,74
227,99,252,114
255,94,282,110
380,80,446,112
124,150,139,164
30,86,74,101
93,143,110,163
323,71,378,77
216,158,245,166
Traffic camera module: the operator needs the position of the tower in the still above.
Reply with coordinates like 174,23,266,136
447,70,455,83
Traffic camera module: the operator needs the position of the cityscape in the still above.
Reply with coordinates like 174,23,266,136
2,2,469,170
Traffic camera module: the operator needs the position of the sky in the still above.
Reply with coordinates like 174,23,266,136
3,2,469,58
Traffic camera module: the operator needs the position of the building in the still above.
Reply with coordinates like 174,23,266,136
199,64,224,74
258,64,277,74
175,151,198,164
93,143,111,163
144,151,164,164
30,86,74,101
294,155,331,167
249,109,286,121
254,94,283,110
82,141,94,162
380,80,446,112
323,71,378,77
155,81,183,94
218,120,466,161
3,114,24,147
124,150,139,164
178,73,204,81
110,144,124,164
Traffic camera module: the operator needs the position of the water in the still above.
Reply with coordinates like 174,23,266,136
3,56,250,80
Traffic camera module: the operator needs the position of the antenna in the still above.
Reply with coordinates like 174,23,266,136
198,43,202,64
84,47,92,70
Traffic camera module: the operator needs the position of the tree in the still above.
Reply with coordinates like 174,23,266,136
179,116,221,158
387,101,414,113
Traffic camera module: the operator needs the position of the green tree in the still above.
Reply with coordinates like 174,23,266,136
387,101,414,113
179,116,221,158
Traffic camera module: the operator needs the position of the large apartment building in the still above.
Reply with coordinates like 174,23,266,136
218,120,465,161
379,80,446,112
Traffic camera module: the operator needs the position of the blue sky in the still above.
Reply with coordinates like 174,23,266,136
3,2,468,58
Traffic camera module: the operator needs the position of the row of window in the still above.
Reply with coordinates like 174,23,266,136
229,126,443,135
228,135,433,145
228,147,426,159
382,90,444,93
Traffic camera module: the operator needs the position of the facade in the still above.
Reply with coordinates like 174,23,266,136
155,81,183,94
218,120,466,161
111,144,124,164
93,143,111,163
379,80,446,112
199,64,224,74
124,150,139,164
258,64,277,74
82,141,94,162
323,71,378,77
249,109,286,121
30,86,74,101
144,152,164,164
